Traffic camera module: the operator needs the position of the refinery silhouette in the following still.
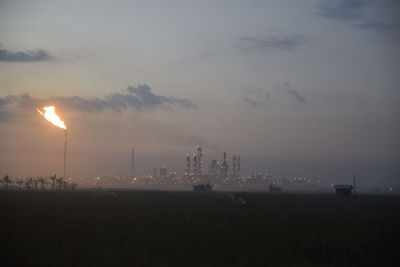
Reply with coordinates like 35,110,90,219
76,146,320,191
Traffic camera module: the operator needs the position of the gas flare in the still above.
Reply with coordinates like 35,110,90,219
37,106,67,129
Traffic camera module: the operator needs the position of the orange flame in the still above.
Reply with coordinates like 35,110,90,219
37,106,67,129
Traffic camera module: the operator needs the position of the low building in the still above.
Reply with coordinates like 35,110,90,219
193,183,212,192
335,185,354,196
269,183,282,193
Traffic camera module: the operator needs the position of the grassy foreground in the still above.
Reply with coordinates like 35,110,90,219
0,190,399,266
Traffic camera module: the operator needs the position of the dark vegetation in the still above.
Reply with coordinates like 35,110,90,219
0,190,399,266
0,175,77,191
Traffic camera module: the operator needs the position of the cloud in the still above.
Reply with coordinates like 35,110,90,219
243,88,271,107
283,82,307,104
157,127,221,151
236,35,306,51
358,21,400,37
0,95,16,121
0,48,53,62
317,0,369,21
126,84,196,109
243,97,261,107
243,83,307,107
0,84,197,121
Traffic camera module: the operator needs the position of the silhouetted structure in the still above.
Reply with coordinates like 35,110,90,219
210,159,220,177
335,185,353,196
193,183,212,192
221,152,229,177
197,146,203,176
237,156,241,176
269,184,282,193
159,166,168,179
192,154,197,177
232,156,237,176
130,148,135,177
186,154,191,176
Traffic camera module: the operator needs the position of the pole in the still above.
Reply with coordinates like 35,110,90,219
64,129,67,178
131,147,135,177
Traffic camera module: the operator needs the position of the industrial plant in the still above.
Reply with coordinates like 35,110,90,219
72,146,324,191
182,146,243,189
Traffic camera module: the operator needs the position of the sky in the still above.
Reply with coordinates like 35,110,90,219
0,0,399,185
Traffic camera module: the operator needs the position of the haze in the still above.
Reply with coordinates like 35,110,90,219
0,0,399,185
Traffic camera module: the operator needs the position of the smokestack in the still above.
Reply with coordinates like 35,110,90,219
197,146,203,176
237,156,241,176
186,154,191,176
131,148,135,177
232,156,237,176
210,159,218,176
221,151,229,177
192,154,197,177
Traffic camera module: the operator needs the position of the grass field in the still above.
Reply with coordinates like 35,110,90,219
0,190,399,266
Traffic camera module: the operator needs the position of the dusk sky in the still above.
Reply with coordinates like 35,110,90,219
0,0,399,185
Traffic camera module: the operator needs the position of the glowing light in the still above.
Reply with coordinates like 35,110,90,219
37,106,67,129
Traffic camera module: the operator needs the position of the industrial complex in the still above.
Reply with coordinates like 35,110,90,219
75,146,324,191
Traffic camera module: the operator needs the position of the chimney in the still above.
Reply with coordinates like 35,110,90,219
131,148,135,177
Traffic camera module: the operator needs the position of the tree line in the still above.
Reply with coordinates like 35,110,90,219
0,175,77,191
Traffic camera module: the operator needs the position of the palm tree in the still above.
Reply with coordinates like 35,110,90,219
56,177,63,190
1,175,13,189
39,177,47,190
49,175,57,190
33,178,39,190
62,181,68,190
70,183,77,190
16,178,24,189
25,177,33,190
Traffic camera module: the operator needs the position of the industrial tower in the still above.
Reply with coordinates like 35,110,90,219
186,154,191,176
232,156,237,176
192,154,197,177
221,152,229,177
130,148,135,177
197,146,203,176
237,156,241,176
